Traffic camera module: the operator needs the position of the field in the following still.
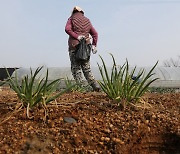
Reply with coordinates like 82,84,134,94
0,87,179,154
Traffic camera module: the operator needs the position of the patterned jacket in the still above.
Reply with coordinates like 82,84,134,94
65,12,98,50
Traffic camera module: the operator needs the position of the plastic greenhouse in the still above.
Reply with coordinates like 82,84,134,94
11,66,180,88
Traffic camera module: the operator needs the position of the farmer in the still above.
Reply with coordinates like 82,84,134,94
65,6,100,91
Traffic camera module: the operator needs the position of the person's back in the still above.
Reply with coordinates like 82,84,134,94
65,6,100,91
67,12,92,50
71,12,91,37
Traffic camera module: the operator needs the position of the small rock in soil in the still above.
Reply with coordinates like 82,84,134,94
63,117,77,124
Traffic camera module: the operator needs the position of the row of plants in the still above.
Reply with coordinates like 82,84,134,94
64,77,91,92
148,87,180,93
1,54,158,119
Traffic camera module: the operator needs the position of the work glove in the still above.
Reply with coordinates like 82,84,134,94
77,35,85,41
92,45,97,54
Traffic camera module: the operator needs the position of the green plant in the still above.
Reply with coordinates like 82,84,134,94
98,54,158,104
64,77,89,92
148,87,177,93
0,78,10,86
6,67,71,118
0,81,5,86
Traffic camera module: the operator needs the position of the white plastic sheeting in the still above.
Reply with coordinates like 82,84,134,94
12,66,180,87
136,67,180,80
12,67,73,80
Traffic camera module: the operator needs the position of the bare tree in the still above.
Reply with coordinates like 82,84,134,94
163,56,180,67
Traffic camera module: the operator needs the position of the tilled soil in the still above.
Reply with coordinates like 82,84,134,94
0,88,179,154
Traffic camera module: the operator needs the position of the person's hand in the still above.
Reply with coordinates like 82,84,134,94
92,45,97,54
77,35,85,41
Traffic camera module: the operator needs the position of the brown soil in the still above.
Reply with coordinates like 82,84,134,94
0,87,179,154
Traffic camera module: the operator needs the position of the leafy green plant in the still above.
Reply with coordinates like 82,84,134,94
64,77,89,92
98,54,158,104
6,67,71,118
0,81,5,86
0,78,10,86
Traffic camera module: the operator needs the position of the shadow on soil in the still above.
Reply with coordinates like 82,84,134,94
161,133,180,154
129,131,180,154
